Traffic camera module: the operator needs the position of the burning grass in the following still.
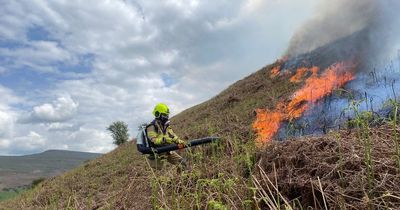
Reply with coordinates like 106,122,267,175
270,66,281,78
289,67,318,83
254,61,356,144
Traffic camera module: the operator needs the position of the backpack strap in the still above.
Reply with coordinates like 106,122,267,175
152,119,170,134
144,120,157,147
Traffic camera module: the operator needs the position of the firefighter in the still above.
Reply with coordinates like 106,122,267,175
146,103,187,171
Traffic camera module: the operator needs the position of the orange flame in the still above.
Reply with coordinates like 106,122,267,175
253,109,284,143
253,61,356,144
290,66,319,83
270,66,281,78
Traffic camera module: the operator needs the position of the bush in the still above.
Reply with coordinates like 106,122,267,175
107,121,130,146
31,177,46,188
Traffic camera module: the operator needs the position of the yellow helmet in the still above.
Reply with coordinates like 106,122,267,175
152,103,170,118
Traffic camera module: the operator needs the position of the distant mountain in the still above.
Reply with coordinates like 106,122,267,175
0,150,102,190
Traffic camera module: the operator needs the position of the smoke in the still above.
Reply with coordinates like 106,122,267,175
286,0,400,63
376,1,400,61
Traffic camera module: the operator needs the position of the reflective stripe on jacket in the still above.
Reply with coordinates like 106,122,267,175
146,120,180,146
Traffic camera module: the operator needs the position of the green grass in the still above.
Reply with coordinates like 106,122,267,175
0,188,26,202
146,137,257,209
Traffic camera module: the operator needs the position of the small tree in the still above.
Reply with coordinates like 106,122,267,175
107,121,130,146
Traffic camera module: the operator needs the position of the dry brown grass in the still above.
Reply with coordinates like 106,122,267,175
255,123,400,209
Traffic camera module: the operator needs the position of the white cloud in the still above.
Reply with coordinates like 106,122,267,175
0,85,21,140
0,40,72,73
0,86,22,105
15,131,46,148
46,122,81,132
0,110,14,138
165,0,200,18
0,139,11,150
1,131,46,155
19,95,79,124
62,128,113,153
155,50,180,67
241,0,267,15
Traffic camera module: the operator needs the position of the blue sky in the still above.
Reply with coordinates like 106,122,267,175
0,0,323,155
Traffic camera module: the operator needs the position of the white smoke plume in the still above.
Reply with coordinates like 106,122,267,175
286,0,400,62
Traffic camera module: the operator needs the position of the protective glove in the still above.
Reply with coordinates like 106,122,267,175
176,139,185,145
176,139,186,149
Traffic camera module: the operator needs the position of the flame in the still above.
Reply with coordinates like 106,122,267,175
290,66,319,83
253,109,284,143
270,66,281,78
288,63,355,113
253,61,356,144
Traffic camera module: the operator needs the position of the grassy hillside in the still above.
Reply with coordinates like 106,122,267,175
0,150,101,173
0,150,101,192
1,60,399,209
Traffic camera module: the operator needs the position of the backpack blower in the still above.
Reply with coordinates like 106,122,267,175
136,124,220,154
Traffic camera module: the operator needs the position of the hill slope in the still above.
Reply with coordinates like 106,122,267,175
0,150,101,191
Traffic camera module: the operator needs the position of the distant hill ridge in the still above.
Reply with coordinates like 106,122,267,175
0,149,102,172
1,149,102,157
22,149,102,158
0,149,102,191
